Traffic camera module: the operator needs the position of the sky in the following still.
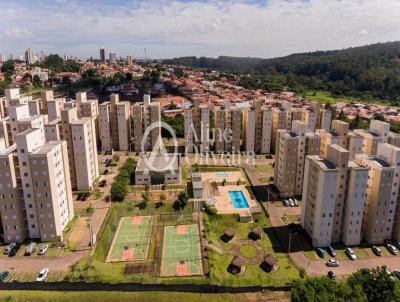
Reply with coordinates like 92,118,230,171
1,0,400,59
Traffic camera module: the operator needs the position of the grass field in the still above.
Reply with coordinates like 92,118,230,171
161,225,203,277
304,90,388,106
0,291,244,302
106,216,152,262
203,213,299,287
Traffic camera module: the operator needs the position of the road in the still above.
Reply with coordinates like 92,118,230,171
267,202,400,276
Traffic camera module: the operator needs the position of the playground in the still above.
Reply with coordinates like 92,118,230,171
160,224,203,277
106,216,153,262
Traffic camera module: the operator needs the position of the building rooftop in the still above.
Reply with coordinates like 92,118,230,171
30,141,62,156
136,154,179,173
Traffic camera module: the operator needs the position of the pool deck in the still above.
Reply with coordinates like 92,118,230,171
200,171,244,184
214,185,257,214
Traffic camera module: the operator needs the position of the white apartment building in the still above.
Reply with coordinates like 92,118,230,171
214,102,241,153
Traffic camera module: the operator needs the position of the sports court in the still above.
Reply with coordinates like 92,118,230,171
106,216,152,262
160,224,203,277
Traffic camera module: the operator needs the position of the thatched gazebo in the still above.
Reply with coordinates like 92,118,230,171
229,256,246,274
221,227,235,242
249,226,263,240
260,254,278,273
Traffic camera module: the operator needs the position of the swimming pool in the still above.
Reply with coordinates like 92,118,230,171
228,190,250,209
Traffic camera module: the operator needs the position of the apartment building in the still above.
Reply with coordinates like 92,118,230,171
70,118,99,191
8,104,30,142
388,132,400,148
355,150,397,244
213,102,241,153
370,120,390,143
0,128,73,243
132,95,161,152
315,129,340,157
0,117,12,147
347,132,364,160
271,107,288,153
241,101,273,154
99,94,132,151
342,160,369,246
301,109,317,132
331,120,349,148
60,107,98,190
274,121,310,197
301,155,338,247
317,109,332,130
325,144,350,243
47,98,64,122
242,107,256,153
374,143,400,242
184,99,210,153
354,129,382,155
40,90,54,113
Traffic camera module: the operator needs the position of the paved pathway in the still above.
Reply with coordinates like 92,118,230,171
0,251,88,273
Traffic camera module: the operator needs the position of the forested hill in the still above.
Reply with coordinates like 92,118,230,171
163,56,263,72
163,42,400,104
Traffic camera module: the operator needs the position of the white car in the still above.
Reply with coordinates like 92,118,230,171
38,244,49,256
289,199,295,207
345,247,357,261
36,267,49,281
326,258,340,267
386,244,399,255
283,199,289,206
293,199,299,206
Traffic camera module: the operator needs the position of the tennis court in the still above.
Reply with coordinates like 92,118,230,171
160,224,203,277
106,216,152,262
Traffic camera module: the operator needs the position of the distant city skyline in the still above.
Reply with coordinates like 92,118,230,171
0,0,399,59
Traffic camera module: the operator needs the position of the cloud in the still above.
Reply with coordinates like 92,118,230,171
0,0,399,58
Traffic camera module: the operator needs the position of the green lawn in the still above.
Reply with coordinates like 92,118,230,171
239,245,257,258
204,213,299,287
0,291,239,302
304,90,388,106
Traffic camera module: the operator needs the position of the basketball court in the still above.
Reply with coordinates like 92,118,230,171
106,216,152,262
160,224,203,277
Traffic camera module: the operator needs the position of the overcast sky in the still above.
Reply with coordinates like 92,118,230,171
1,0,400,59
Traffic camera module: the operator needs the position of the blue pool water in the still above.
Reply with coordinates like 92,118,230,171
229,191,250,209
215,172,229,178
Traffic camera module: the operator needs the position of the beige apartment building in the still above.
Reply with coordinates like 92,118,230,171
47,98,65,122
331,120,349,148
99,102,112,151
389,132,400,148
347,132,364,159
271,107,288,153
0,128,73,243
0,117,12,147
70,118,99,191
301,109,317,132
213,102,241,153
184,99,210,153
274,121,314,197
370,120,390,143
132,95,161,152
242,107,256,153
315,129,341,157
260,106,273,154
317,108,332,130
60,107,98,190
301,155,338,247
355,149,397,244
354,129,382,155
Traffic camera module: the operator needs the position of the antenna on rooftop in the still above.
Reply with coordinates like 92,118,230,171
144,48,147,60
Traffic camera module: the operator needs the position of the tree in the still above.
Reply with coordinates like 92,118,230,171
173,191,188,210
32,75,43,87
110,181,128,201
0,60,15,73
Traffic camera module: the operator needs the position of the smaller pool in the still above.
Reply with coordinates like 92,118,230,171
229,190,250,209
215,172,229,178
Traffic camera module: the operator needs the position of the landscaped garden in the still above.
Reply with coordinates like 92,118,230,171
203,213,299,287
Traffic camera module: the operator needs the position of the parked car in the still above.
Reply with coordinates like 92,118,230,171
283,199,289,206
327,271,336,282
326,258,340,267
25,242,36,256
293,199,298,207
371,245,382,256
0,271,9,282
38,244,49,256
345,247,357,261
101,159,106,163
327,246,336,257
36,267,49,282
316,248,325,258
103,169,109,175
99,180,107,187
289,199,295,207
393,269,400,279
386,243,399,255
4,243,17,255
